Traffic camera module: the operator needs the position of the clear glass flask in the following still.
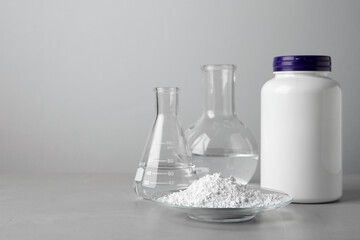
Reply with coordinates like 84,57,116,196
134,87,196,199
186,65,258,184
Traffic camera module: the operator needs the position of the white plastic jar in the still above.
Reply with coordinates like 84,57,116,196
261,55,342,203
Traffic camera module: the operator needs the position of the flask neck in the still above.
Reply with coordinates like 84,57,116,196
202,65,236,117
155,87,179,116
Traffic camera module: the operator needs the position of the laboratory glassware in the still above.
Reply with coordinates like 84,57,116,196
186,65,258,184
134,87,196,199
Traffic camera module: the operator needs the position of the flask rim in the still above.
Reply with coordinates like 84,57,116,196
202,64,236,71
154,87,180,93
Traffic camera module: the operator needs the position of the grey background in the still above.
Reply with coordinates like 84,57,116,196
0,0,359,178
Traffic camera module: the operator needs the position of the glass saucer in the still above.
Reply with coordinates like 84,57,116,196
150,185,292,223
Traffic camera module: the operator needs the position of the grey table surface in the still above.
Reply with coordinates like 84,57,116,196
0,173,359,240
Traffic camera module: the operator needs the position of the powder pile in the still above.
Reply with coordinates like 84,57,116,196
158,173,282,208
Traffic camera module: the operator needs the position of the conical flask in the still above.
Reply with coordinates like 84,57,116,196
185,65,259,184
134,87,196,199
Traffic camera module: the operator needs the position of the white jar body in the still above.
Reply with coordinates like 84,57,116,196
261,72,342,203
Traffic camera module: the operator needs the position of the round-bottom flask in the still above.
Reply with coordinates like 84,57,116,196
186,65,258,184
134,87,196,199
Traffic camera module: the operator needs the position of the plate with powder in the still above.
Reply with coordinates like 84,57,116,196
150,173,292,222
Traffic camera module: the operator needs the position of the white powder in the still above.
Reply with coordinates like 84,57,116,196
158,173,282,208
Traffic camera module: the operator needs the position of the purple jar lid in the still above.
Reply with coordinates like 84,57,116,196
273,55,331,72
